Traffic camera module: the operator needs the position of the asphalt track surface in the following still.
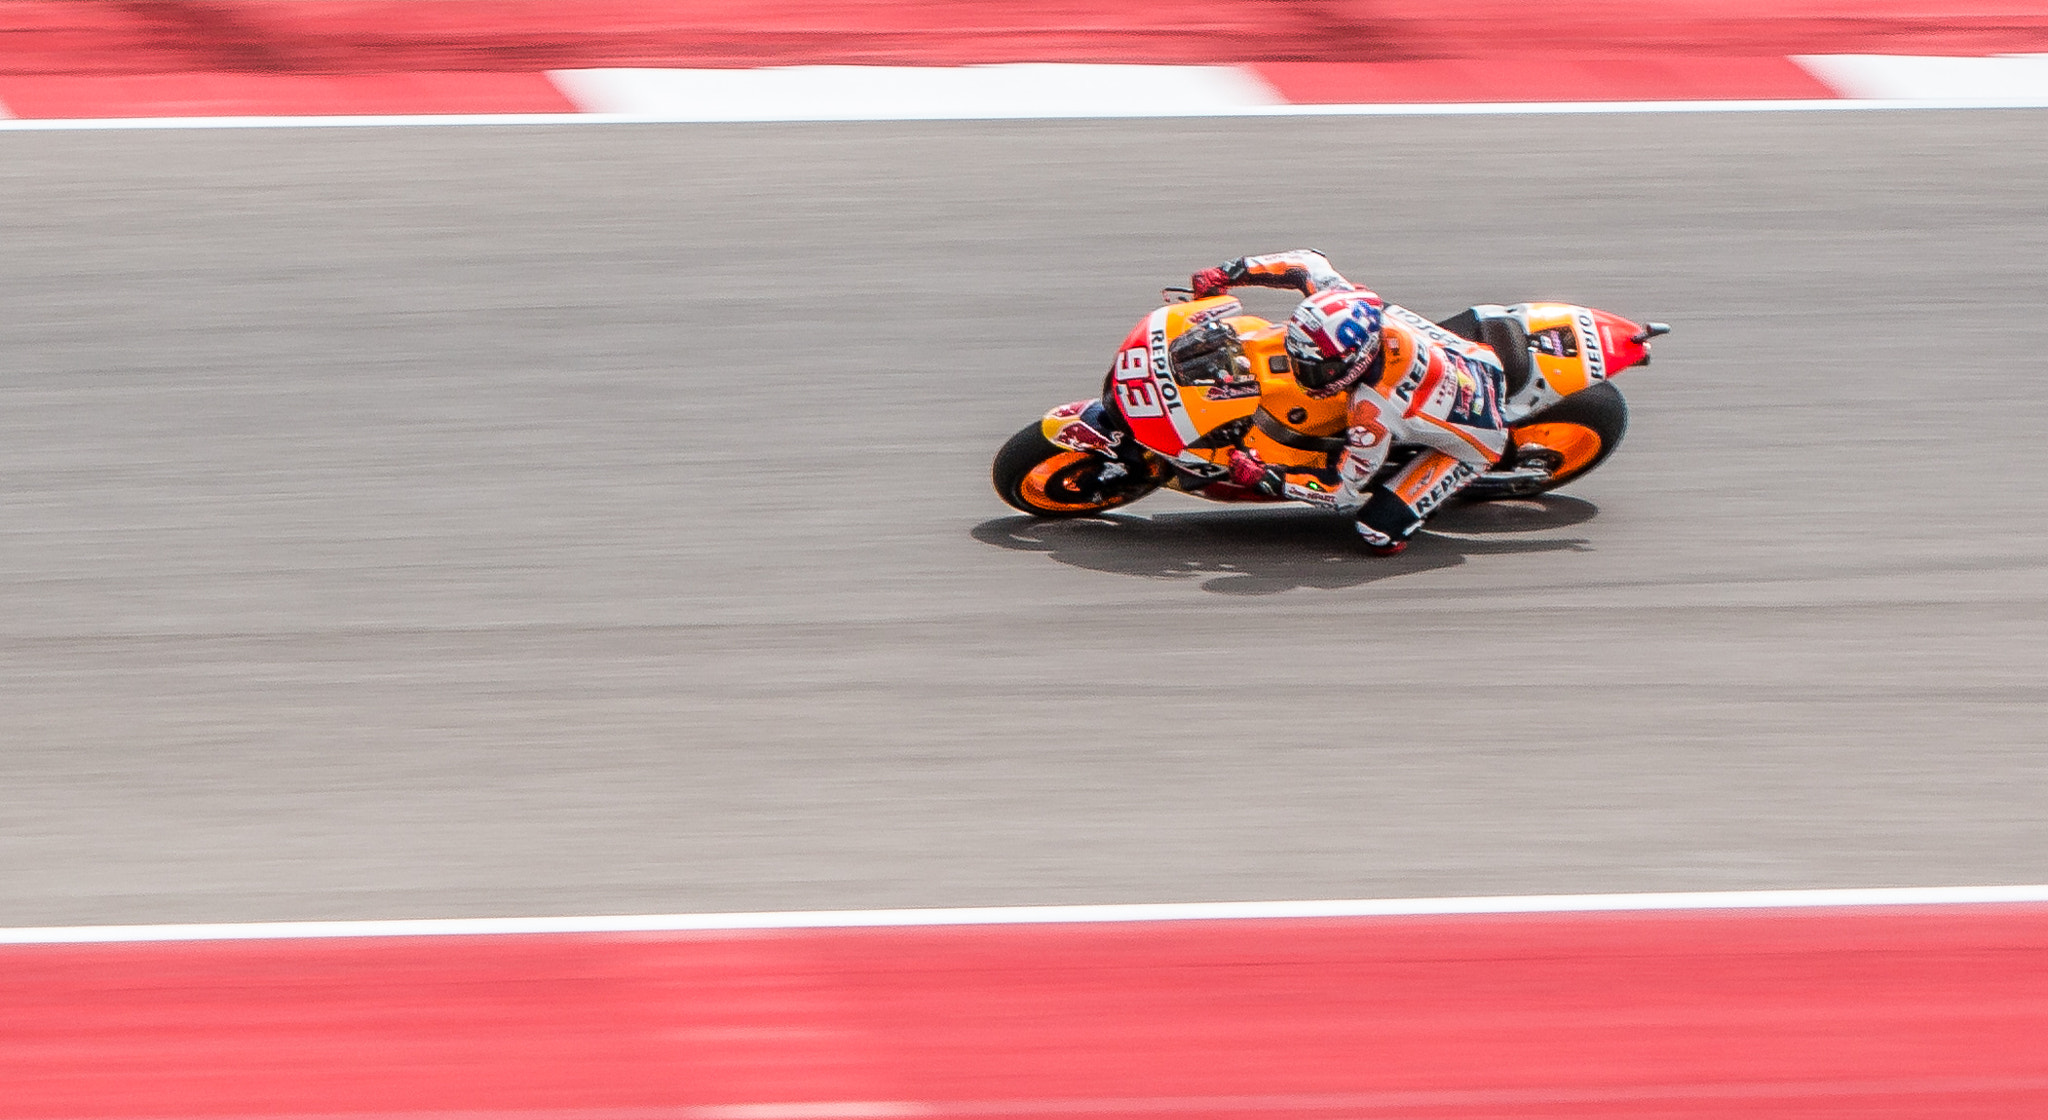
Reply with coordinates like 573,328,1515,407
2,110,2045,927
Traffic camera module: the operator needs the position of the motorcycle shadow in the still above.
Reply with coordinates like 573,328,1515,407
971,494,1599,596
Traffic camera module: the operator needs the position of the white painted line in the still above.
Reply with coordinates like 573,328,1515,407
8,98,2039,132
546,64,1283,120
1796,52,2048,103
5,885,2046,944
1237,96,2048,115
4,97,2048,132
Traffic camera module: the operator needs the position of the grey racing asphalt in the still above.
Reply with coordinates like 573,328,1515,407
1,109,2044,925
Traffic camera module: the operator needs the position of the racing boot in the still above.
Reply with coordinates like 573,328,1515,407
1354,450,1480,555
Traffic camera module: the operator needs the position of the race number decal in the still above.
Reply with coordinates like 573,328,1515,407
1318,293,1377,352
1112,345,1164,418
1109,307,1200,456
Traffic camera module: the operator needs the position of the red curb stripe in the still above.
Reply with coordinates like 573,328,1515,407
2,2,2048,76
0,70,573,118
5,906,2048,1119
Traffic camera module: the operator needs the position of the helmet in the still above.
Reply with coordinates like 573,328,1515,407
1285,289,1383,393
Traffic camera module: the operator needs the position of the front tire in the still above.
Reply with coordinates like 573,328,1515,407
992,423,1161,517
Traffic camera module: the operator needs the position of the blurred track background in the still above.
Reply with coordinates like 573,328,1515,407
3,108,2046,926
8,2,2048,1115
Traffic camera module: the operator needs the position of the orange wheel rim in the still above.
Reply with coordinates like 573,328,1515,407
1022,451,1114,512
1513,422,1604,477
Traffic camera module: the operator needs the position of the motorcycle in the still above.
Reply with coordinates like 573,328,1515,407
993,290,1668,519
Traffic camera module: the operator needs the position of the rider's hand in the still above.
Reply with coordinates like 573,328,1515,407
1227,449,1282,496
1190,267,1231,299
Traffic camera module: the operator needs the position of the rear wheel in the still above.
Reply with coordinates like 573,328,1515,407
992,423,1162,517
1483,380,1629,498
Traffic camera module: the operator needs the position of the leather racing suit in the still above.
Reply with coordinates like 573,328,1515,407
1193,250,1510,550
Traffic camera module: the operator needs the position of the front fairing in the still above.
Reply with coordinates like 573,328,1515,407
1105,296,1347,474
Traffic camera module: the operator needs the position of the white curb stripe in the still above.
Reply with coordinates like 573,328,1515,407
548,63,1283,120
5,884,2046,944
5,53,2048,133
1795,52,2048,102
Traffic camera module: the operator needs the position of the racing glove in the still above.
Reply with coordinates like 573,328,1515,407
1190,267,1232,299
1227,449,1284,497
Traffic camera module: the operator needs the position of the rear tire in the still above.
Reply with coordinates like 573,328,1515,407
992,423,1162,517
1487,380,1629,497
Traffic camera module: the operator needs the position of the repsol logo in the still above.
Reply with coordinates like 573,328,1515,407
1392,359,1425,402
1388,304,1461,349
1413,463,1475,516
1575,311,1605,380
1148,326,1185,412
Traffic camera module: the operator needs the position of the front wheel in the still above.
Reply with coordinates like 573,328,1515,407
992,423,1163,517
1470,380,1629,499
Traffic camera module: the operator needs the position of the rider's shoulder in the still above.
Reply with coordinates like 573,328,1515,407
1378,302,1443,333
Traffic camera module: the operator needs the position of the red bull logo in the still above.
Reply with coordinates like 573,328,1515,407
1053,421,1116,455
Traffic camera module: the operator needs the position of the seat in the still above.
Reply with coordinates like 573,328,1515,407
1437,308,1533,397
1478,316,1533,397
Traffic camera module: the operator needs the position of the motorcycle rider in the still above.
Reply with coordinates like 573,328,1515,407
1186,250,1509,555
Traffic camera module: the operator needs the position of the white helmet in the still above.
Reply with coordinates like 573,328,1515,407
1285,288,1384,393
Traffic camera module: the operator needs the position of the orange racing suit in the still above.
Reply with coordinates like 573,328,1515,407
1195,250,1510,547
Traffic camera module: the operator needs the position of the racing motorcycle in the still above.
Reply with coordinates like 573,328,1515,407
992,290,1668,518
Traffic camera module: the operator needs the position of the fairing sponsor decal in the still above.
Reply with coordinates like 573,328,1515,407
1041,399,1123,454
1531,324,1578,358
1113,307,1205,460
1184,298,1244,325
1146,311,1202,447
1575,309,1606,380
1282,480,1341,507
1051,421,1117,454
